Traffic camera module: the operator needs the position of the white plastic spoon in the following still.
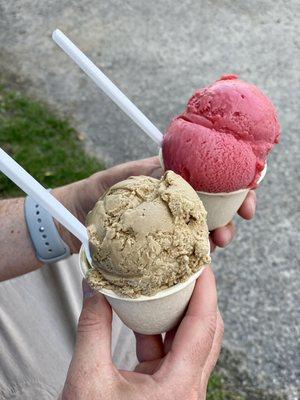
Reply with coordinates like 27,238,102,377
52,29,163,146
0,147,92,264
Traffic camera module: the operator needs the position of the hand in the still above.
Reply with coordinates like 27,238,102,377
60,267,224,400
52,157,256,253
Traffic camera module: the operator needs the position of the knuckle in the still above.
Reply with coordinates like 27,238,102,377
185,313,218,362
77,308,102,333
189,342,203,363
204,313,217,341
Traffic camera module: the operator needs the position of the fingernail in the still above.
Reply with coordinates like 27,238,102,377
82,280,95,299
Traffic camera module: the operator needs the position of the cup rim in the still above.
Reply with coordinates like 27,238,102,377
196,163,267,196
79,246,206,302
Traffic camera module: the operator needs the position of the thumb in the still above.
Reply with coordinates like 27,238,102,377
73,281,113,370
161,267,218,381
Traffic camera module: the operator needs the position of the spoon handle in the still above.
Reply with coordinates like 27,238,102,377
52,29,163,146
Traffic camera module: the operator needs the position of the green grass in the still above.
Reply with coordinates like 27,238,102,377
0,86,104,197
208,374,244,400
0,84,243,399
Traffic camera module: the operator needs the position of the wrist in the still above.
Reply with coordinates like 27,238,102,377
53,218,80,255
51,185,83,254
51,175,104,254
51,177,98,253
24,194,71,263
76,174,105,218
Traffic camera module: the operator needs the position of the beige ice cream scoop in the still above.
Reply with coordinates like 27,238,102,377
86,171,210,298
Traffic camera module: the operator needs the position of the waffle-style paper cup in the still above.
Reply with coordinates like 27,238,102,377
159,148,267,231
79,247,205,335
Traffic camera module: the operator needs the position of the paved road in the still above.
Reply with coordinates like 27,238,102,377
1,1,299,398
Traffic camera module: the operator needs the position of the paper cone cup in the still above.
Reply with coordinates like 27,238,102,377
159,148,267,231
196,188,249,231
197,164,267,230
79,246,205,335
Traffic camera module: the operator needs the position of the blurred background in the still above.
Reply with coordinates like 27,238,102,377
0,1,299,399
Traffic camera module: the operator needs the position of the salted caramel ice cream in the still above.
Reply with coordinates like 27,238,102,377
86,171,210,298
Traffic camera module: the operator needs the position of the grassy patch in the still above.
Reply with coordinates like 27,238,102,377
208,373,245,400
0,86,104,197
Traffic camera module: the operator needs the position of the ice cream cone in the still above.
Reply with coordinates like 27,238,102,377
79,246,205,335
158,149,267,231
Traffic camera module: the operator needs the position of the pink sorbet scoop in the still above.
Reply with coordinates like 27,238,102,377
162,75,280,193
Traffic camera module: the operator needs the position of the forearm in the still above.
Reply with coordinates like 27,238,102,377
0,198,43,281
0,178,93,282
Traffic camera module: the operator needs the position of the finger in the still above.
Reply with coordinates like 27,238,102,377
62,285,113,398
199,311,224,394
210,221,236,248
72,281,113,371
238,190,256,220
164,268,219,355
97,156,162,191
209,237,217,253
164,326,178,354
133,359,163,375
202,310,224,378
162,267,217,378
134,333,165,363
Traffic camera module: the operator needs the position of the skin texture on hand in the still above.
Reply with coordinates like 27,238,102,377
61,267,224,400
0,198,44,280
